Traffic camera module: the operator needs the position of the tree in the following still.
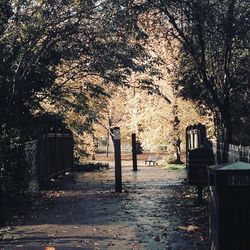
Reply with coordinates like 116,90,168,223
0,0,151,214
134,10,213,162
1,0,150,132
144,0,250,144
89,9,214,162
0,0,148,153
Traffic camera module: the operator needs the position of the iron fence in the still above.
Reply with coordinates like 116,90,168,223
213,142,250,164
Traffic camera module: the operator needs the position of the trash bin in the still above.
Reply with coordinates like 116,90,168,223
187,147,215,185
208,161,250,250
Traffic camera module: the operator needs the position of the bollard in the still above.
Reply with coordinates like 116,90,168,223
112,127,122,192
132,133,138,171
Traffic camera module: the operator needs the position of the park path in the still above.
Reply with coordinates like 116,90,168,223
0,161,208,250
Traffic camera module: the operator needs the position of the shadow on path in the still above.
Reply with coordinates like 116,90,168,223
0,163,208,250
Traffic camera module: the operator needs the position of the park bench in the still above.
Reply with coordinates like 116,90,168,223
145,155,159,166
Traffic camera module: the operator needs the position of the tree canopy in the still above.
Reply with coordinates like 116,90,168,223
140,0,250,144
0,0,150,199
1,0,249,160
0,0,149,135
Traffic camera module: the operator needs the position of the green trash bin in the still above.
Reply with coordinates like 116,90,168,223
208,161,250,250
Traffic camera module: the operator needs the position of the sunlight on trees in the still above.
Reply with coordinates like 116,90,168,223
148,0,250,144
1,0,248,166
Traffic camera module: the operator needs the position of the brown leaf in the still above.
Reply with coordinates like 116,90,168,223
177,225,199,232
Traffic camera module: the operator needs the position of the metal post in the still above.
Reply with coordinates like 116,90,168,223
132,133,138,171
112,127,122,192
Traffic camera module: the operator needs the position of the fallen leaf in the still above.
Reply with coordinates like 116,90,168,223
177,225,199,232
44,247,56,250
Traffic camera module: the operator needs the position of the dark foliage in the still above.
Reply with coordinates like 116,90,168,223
0,0,147,223
142,0,250,144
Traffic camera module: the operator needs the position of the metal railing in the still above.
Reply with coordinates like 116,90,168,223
213,142,250,164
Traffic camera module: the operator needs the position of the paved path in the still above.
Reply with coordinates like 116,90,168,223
0,162,208,250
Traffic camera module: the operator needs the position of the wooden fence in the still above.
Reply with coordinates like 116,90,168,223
25,131,74,190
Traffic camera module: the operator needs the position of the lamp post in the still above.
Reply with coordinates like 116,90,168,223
111,127,122,192
132,133,137,171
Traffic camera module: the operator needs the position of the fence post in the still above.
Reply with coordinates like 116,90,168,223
132,133,138,172
239,145,244,162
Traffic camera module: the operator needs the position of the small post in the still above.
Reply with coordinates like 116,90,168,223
132,133,138,171
112,127,122,192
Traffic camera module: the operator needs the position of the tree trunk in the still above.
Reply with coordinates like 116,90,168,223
220,105,233,145
172,103,182,164
175,138,181,164
219,104,233,163
222,115,233,145
91,132,97,161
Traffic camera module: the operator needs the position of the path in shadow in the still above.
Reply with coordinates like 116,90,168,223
0,163,208,250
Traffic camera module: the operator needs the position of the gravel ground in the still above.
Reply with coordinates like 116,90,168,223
0,161,209,250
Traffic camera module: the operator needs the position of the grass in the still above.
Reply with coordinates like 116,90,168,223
163,163,186,170
75,162,109,172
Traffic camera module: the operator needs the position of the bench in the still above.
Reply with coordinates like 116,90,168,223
145,155,159,166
